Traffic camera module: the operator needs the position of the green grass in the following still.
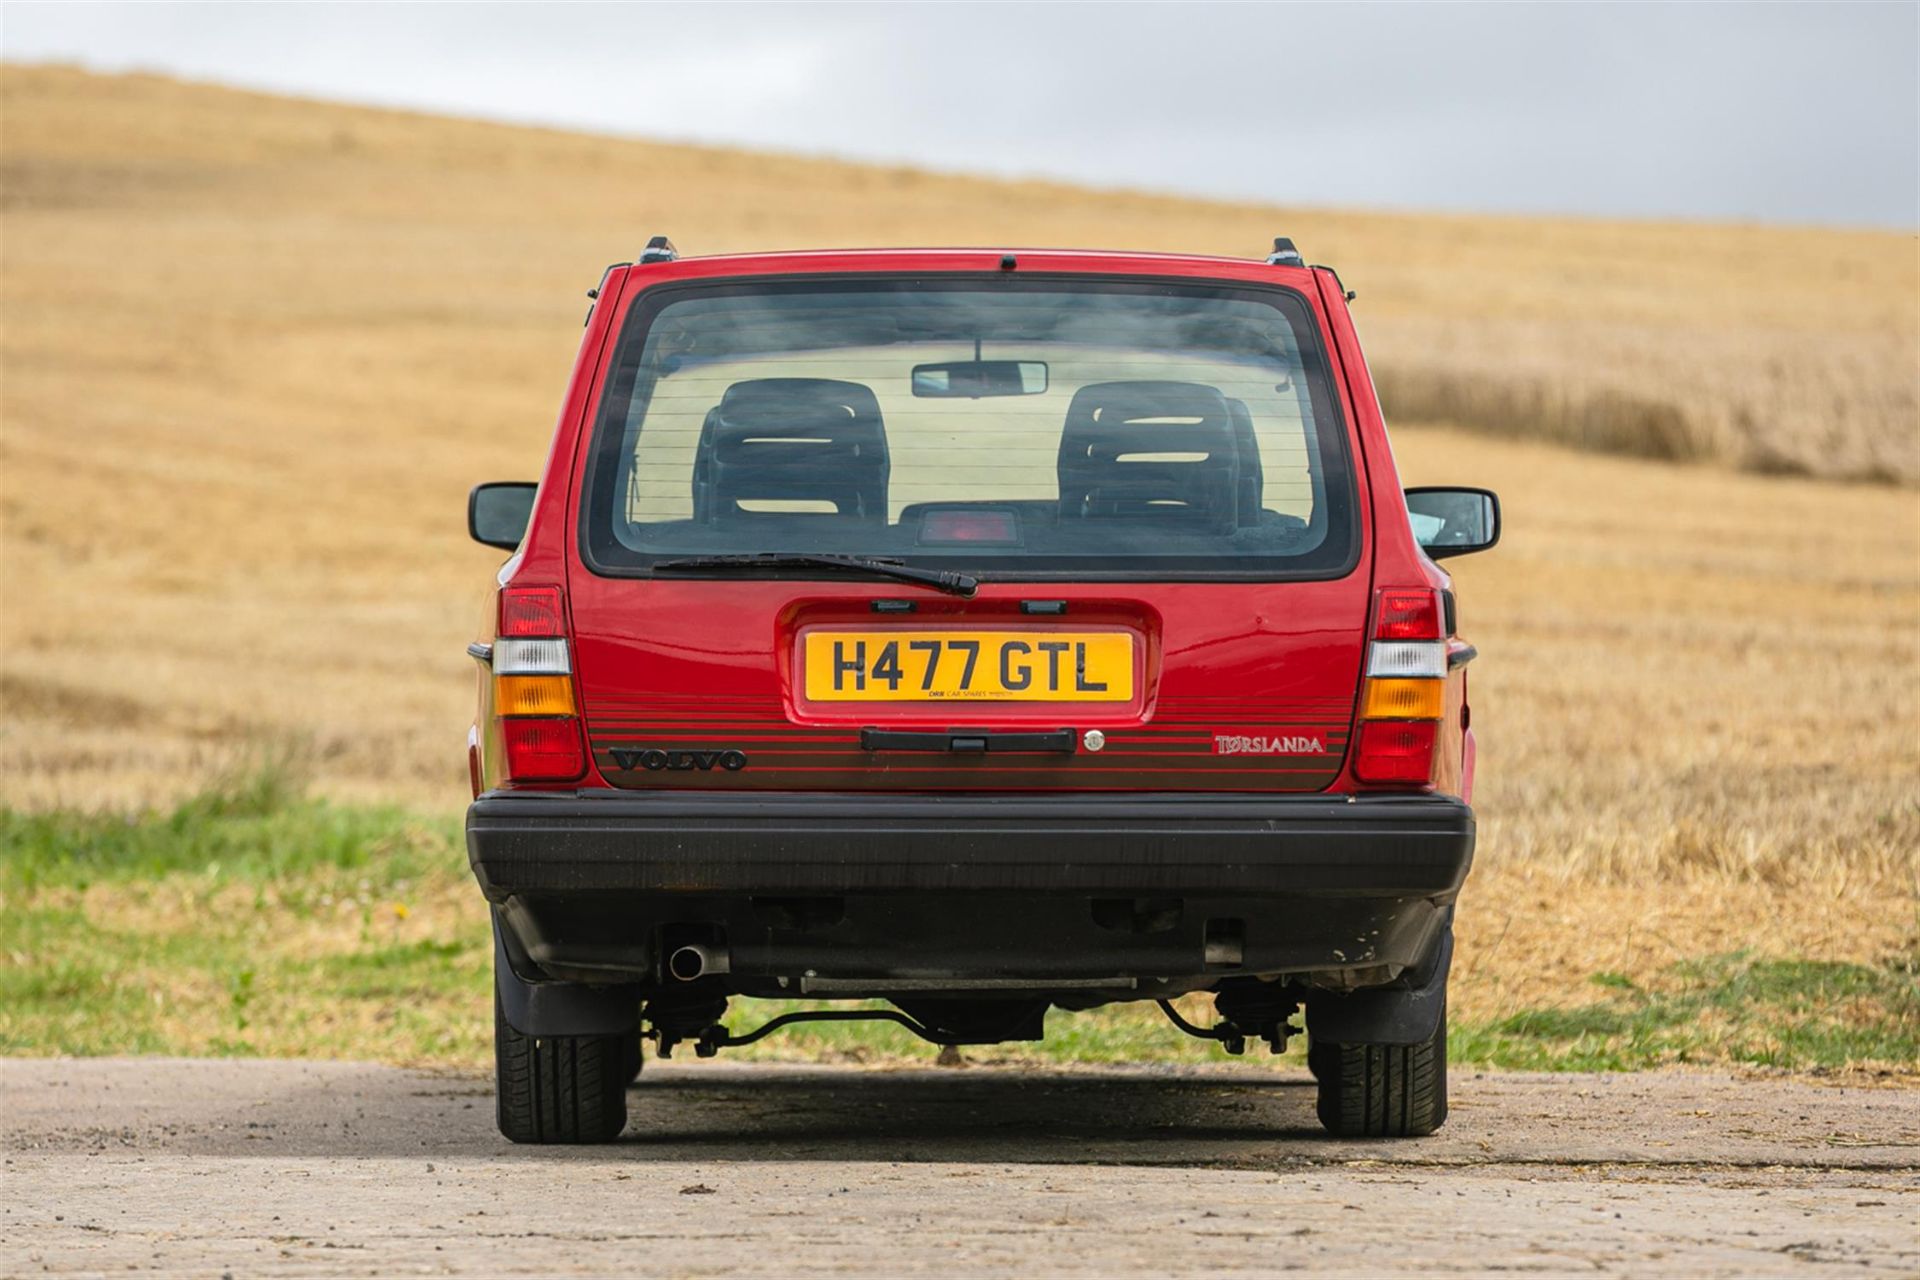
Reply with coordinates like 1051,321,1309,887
1452,952,1920,1072
0,761,453,889
2,771,1913,1073
0,765,490,1061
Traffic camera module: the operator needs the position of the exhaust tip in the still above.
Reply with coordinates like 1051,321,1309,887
668,943,728,981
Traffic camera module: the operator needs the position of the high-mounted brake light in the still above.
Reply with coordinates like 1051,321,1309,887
1355,588,1447,787
494,585,584,783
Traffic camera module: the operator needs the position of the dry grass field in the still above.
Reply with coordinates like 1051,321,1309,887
2,66,1916,1069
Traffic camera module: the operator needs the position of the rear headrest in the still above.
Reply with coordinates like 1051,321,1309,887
1057,381,1241,529
693,378,889,522
715,378,883,430
1062,380,1235,435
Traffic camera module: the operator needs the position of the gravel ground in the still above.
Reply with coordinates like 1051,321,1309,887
3,1058,1916,1277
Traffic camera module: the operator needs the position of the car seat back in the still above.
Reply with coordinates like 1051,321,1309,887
1057,380,1240,532
692,378,889,522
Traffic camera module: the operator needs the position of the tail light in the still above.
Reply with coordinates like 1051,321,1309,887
1353,721,1440,784
495,584,585,783
499,585,566,637
1372,588,1443,640
1354,588,1446,786
501,717,586,782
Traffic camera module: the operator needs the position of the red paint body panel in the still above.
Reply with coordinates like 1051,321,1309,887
472,249,1473,799
569,578,1366,791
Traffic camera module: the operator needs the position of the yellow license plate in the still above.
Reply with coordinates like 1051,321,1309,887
803,631,1134,702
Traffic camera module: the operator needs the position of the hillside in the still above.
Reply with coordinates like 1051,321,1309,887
7,65,1917,477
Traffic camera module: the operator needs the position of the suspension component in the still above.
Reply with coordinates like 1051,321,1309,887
1157,994,1298,1056
654,1007,972,1059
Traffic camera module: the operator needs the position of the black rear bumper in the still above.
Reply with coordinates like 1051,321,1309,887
468,791,1473,993
467,790,1474,898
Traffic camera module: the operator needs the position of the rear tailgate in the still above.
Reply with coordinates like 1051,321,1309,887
570,577,1368,791
564,265,1377,791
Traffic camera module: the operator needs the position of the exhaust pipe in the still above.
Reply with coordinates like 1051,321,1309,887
668,943,730,981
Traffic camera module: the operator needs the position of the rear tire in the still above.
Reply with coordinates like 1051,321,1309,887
494,994,629,1144
1312,1001,1448,1138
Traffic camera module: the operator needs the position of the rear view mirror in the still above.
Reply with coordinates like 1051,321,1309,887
911,360,1048,398
469,482,537,551
1405,486,1500,559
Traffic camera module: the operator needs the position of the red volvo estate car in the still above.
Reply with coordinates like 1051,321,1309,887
465,239,1500,1143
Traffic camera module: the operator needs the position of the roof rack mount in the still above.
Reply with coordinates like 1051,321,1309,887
639,235,679,264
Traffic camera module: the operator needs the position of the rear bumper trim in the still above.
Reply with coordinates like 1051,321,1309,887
466,790,1474,898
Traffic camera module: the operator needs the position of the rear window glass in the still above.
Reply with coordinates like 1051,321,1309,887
581,277,1356,578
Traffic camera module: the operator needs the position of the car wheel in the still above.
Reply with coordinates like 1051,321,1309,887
1311,1000,1447,1138
494,993,629,1144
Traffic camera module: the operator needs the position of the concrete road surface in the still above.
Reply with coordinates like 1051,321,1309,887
2,1058,1915,1277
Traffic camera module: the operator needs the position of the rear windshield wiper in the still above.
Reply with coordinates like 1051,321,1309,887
650,553,978,598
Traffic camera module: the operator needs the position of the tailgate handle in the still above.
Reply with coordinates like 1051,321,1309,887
860,728,1077,754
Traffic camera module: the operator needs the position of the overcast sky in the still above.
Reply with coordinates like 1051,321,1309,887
6,2,1917,227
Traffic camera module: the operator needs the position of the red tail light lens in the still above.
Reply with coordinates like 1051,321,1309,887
1373,589,1442,641
1353,720,1439,784
501,716,586,782
499,585,566,637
